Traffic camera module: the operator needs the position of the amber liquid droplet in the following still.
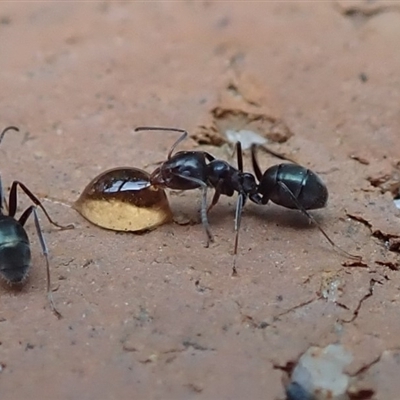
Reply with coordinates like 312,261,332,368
74,167,172,232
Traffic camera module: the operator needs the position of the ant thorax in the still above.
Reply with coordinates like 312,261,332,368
241,173,258,195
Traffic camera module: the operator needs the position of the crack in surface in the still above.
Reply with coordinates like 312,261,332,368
341,279,380,324
273,298,318,321
233,300,270,330
375,260,399,271
346,213,400,253
335,1,400,21
350,353,382,378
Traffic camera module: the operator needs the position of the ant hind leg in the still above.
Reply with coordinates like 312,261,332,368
277,181,361,261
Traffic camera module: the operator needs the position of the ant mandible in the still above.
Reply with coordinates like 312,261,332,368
0,126,74,318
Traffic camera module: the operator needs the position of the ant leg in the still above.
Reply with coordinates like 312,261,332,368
236,142,244,172
232,140,293,165
0,174,4,213
249,192,264,205
251,144,297,183
0,126,19,146
204,152,216,162
200,185,213,247
277,181,361,260
0,174,10,214
232,192,246,276
207,178,226,215
258,144,297,163
251,145,263,181
8,181,74,230
207,189,221,214
134,127,188,159
168,172,214,246
18,205,62,319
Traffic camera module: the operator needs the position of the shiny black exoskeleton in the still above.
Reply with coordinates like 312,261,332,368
135,126,259,246
134,126,359,271
0,126,73,318
250,145,358,262
250,148,328,210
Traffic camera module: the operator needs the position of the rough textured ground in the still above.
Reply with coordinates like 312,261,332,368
1,2,400,399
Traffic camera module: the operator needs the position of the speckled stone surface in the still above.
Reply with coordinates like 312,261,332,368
1,2,400,399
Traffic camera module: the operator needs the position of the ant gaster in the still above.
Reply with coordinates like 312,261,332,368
134,126,360,273
249,145,359,255
0,126,74,318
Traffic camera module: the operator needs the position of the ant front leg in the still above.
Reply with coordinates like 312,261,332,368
200,185,213,247
232,192,246,276
18,205,62,319
8,181,74,230
207,183,222,215
168,172,214,247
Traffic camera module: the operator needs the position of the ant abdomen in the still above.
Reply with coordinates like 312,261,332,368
0,219,31,283
258,164,328,210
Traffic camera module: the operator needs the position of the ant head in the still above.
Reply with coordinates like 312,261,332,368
0,126,20,147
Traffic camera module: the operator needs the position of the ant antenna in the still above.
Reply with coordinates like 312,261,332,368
135,126,188,159
0,126,19,146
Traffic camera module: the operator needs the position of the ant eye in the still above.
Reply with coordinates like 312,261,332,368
74,167,173,232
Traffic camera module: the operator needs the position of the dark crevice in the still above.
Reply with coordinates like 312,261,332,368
335,1,400,22
273,298,317,321
341,279,380,323
346,213,400,254
348,389,375,400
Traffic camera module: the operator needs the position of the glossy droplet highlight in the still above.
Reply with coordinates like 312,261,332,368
74,167,172,232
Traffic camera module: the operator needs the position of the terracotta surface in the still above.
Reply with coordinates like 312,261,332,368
1,2,400,399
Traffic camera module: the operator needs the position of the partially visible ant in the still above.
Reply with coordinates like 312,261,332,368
0,126,74,318
134,126,360,274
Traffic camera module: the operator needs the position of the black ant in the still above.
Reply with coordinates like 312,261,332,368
0,126,74,318
134,126,359,273
135,126,260,247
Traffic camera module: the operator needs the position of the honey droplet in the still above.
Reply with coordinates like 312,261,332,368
74,167,172,232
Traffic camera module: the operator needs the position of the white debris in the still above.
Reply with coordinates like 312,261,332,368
287,344,353,400
224,129,267,150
